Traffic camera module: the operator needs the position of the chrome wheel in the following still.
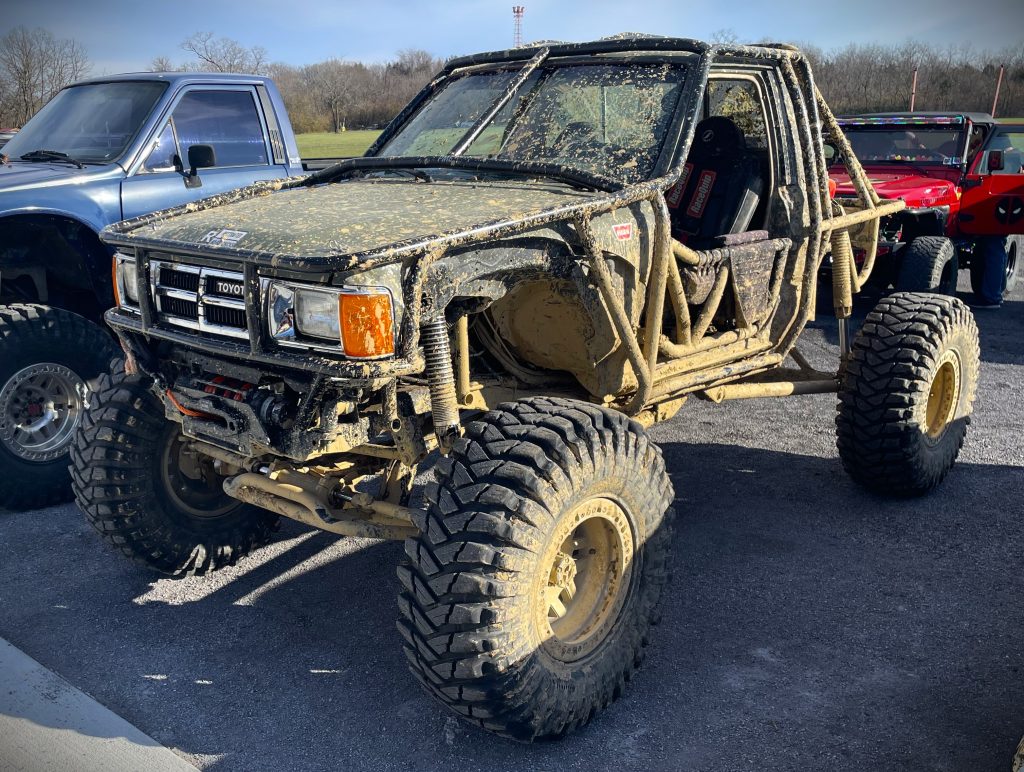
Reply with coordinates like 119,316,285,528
0,363,86,462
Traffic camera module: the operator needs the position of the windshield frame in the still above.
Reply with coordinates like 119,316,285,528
371,49,698,187
2,79,170,167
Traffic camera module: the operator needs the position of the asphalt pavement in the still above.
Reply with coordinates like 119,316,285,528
1,279,1022,771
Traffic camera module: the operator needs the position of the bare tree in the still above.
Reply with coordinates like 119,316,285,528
148,55,175,72
0,26,90,127
178,31,268,74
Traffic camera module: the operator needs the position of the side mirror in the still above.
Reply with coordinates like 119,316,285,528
989,149,1004,172
184,144,216,189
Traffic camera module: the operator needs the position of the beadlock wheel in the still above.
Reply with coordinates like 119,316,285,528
0,362,86,462
0,304,117,510
398,397,675,741
534,497,634,665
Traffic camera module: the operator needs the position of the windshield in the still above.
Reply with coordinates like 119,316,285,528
840,125,967,166
2,81,167,165
379,63,687,184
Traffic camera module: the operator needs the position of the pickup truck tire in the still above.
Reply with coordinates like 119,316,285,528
836,292,979,496
70,368,278,577
896,236,958,295
397,397,674,741
969,235,1019,297
0,304,118,511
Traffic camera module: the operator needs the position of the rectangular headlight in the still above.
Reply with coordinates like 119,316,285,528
294,289,340,341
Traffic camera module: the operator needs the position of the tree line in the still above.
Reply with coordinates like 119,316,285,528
1,26,1022,132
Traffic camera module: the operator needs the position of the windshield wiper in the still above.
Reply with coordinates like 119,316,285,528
20,150,85,169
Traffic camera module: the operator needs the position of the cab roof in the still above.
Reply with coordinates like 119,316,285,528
444,35,801,70
66,71,273,88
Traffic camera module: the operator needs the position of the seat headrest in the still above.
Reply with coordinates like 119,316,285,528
691,116,745,159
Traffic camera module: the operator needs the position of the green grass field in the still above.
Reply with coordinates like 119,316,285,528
296,130,381,158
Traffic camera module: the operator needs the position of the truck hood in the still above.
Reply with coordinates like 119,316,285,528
0,160,109,191
832,169,959,209
107,178,598,267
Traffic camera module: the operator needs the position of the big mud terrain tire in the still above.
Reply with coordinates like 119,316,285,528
896,236,958,295
969,235,1019,298
398,397,675,741
0,304,118,510
70,369,277,577
837,292,979,496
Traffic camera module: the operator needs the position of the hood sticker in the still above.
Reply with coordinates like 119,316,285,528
612,223,633,241
199,229,248,247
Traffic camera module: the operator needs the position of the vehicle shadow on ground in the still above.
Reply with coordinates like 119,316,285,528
2,441,1022,771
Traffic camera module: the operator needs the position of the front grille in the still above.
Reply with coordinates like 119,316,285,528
162,296,198,319
205,304,246,329
159,267,200,292
151,260,249,340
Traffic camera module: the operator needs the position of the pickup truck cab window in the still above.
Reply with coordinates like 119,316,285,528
1,80,167,164
171,89,269,168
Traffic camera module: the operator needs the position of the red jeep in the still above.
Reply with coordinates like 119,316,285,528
830,113,1023,299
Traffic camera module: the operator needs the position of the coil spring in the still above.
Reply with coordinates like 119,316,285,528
420,319,460,445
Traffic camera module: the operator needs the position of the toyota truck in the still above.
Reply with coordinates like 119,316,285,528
75,36,978,740
0,72,338,509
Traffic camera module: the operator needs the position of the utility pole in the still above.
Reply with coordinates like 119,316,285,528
513,6,525,48
909,67,918,111
992,64,1005,118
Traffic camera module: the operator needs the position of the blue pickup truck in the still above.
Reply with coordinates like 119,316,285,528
0,72,322,509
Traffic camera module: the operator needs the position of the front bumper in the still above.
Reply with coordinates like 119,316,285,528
107,308,424,383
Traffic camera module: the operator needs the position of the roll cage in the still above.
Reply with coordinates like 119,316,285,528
105,36,903,416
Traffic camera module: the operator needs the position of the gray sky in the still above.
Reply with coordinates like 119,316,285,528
2,0,1022,74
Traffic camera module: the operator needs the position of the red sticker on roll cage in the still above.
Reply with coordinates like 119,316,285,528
611,223,633,241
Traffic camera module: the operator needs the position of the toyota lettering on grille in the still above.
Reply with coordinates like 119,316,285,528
212,279,244,297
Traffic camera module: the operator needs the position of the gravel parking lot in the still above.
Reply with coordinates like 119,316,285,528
2,281,1022,772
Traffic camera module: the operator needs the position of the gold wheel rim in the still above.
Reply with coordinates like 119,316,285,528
925,351,961,439
533,497,634,664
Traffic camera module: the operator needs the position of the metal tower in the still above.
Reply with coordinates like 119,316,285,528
513,6,525,48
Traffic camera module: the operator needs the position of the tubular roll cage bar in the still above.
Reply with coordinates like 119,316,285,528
105,37,902,410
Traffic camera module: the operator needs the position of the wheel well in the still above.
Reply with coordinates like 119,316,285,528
892,208,949,242
0,213,113,321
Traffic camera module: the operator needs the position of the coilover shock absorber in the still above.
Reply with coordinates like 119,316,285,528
419,318,460,451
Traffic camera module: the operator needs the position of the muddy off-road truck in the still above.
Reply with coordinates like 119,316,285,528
73,37,980,740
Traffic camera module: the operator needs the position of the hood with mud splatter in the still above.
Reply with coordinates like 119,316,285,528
110,177,598,267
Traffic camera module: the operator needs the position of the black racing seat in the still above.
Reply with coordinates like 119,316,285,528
667,116,765,246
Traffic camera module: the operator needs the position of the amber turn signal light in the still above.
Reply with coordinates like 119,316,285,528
338,291,395,358
111,257,121,306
